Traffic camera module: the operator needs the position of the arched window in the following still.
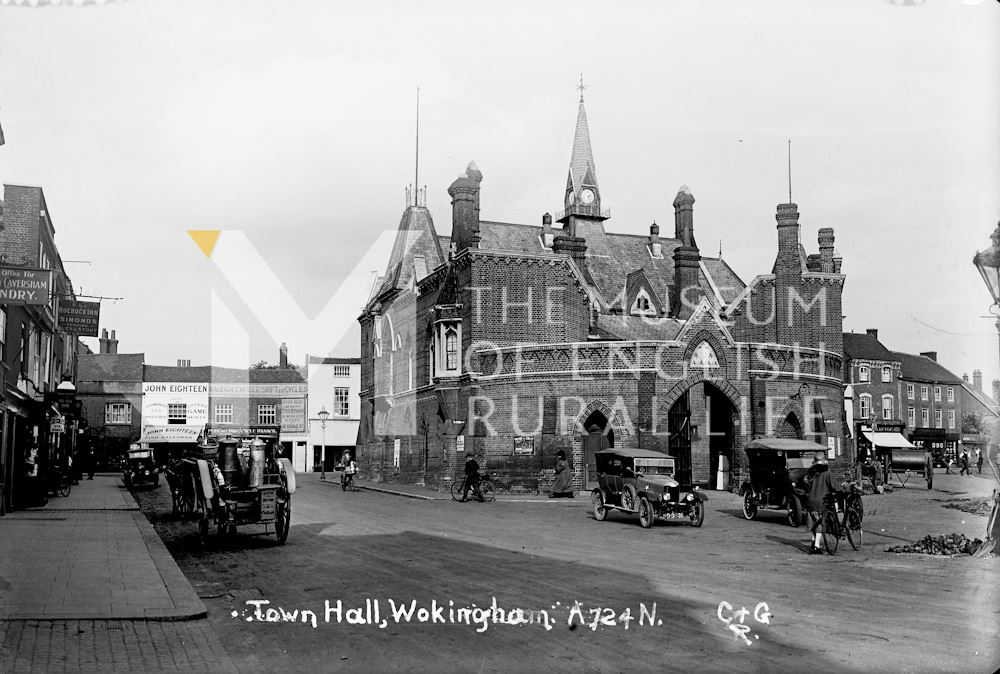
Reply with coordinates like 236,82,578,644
881,394,893,420
445,327,458,371
859,393,872,419
690,341,720,368
631,288,655,316
858,365,869,383
881,366,891,383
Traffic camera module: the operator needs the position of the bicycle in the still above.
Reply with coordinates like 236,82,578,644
341,471,358,492
819,484,863,554
48,466,72,498
450,473,495,502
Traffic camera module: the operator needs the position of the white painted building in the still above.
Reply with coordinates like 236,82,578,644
306,357,361,473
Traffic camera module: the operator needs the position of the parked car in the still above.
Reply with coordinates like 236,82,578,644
739,438,826,527
591,448,706,528
123,444,159,490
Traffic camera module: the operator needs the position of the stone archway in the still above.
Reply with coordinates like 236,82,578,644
573,401,628,490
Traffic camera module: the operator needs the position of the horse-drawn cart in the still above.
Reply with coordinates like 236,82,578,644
167,428,295,545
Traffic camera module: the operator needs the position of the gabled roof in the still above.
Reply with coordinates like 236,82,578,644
891,351,963,384
843,332,897,362
623,268,664,316
379,206,444,296
143,365,306,384
962,382,999,418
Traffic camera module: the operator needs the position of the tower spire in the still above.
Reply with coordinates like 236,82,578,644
567,79,598,198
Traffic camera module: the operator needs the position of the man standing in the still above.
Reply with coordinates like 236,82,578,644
461,454,482,502
975,448,984,475
805,452,836,554
959,450,971,477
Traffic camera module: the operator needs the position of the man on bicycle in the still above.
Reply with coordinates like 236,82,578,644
461,454,483,502
805,452,835,554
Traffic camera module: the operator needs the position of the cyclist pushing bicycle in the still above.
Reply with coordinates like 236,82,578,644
461,454,483,502
341,452,357,491
805,452,835,554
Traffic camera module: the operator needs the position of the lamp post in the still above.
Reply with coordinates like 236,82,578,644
318,406,330,479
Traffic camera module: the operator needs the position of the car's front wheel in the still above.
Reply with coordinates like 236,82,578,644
742,491,757,520
638,497,653,528
592,490,608,521
689,500,705,527
621,485,637,511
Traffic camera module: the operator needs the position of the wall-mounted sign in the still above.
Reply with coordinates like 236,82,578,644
279,398,305,433
514,436,534,455
393,438,401,467
456,435,465,453
58,299,101,336
50,417,65,433
138,425,203,443
0,266,52,305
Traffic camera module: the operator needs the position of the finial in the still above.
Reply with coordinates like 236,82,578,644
719,239,723,259
787,138,792,203
577,73,587,102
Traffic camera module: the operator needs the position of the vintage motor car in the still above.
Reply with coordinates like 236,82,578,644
123,444,159,490
591,448,706,528
739,438,829,526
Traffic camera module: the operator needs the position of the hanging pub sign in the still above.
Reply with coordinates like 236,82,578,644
0,266,52,305
58,299,101,336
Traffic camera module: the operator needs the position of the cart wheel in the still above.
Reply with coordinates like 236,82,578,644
742,492,758,520
846,505,863,551
638,497,653,528
592,491,608,521
689,500,705,528
785,495,801,527
275,498,291,544
821,510,839,554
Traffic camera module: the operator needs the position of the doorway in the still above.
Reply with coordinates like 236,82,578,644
668,392,692,487
582,410,614,490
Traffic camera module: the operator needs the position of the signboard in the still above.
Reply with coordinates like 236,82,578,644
827,436,836,460
138,425,203,443
514,436,534,455
0,266,52,305
204,424,281,439
50,417,65,433
279,398,306,433
58,299,101,336
393,438,401,467
141,382,209,427
456,435,465,453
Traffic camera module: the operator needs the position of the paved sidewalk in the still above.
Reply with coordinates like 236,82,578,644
0,476,237,672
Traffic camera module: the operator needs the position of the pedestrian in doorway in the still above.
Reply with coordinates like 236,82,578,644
805,452,835,554
461,454,483,502
85,442,96,480
549,450,574,498
959,450,971,477
975,448,983,475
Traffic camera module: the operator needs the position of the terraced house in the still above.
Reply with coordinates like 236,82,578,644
358,93,850,493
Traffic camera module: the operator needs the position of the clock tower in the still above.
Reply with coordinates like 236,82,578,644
557,78,609,237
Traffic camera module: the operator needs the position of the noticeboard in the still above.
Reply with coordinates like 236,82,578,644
58,299,101,336
514,436,534,455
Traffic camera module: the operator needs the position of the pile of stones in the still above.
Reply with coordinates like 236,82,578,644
888,534,984,556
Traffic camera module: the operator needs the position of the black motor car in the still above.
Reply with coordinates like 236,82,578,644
591,448,706,528
123,444,159,490
739,438,829,527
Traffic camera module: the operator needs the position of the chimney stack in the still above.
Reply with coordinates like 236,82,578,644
671,187,701,319
99,328,109,354
973,369,982,392
279,342,289,369
447,161,483,253
920,351,937,363
993,379,1000,403
541,213,554,249
774,202,802,279
108,329,118,355
963,373,970,383
866,329,879,341
818,227,835,273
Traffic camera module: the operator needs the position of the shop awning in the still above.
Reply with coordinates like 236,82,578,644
863,431,915,449
138,425,203,443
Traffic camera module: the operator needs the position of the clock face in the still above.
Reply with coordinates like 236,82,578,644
580,188,595,205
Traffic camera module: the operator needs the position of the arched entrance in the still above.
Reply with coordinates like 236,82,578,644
582,410,615,489
664,380,739,489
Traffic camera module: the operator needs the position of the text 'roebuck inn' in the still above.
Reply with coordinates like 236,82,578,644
358,95,847,492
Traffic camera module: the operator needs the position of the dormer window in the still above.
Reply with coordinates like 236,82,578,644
648,243,663,259
434,321,462,376
630,288,656,317
690,341,720,368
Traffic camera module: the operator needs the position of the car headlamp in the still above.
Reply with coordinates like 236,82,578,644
686,493,694,502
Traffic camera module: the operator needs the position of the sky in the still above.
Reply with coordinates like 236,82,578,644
0,0,998,384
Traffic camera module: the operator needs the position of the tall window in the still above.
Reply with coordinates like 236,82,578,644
934,409,942,428
881,366,891,383
214,404,233,424
947,409,955,429
168,404,187,425
881,395,893,420
105,402,131,425
445,326,459,371
428,343,435,384
946,387,954,403
0,306,6,361
933,386,941,402
30,328,40,384
858,366,869,383
859,394,872,420
920,386,928,401
906,383,914,400
921,408,929,427
258,404,277,425
19,322,28,376
907,406,915,427
333,364,350,378
334,387,350,416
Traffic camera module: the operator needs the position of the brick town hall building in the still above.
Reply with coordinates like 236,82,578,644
358,94,849,493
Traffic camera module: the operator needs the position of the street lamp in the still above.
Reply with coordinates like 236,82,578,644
974,223,1000,390
318,406,330,479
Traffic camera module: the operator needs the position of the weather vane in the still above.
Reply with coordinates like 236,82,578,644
577,73,587,101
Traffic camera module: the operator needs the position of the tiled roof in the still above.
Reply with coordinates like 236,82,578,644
594,314,684,341
143,365,306,384
78,353,144,381
380,206,444,295
962,382,999,417
701,258,744,305
307,356,361,365
891,351,963,384
843,333,896,361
